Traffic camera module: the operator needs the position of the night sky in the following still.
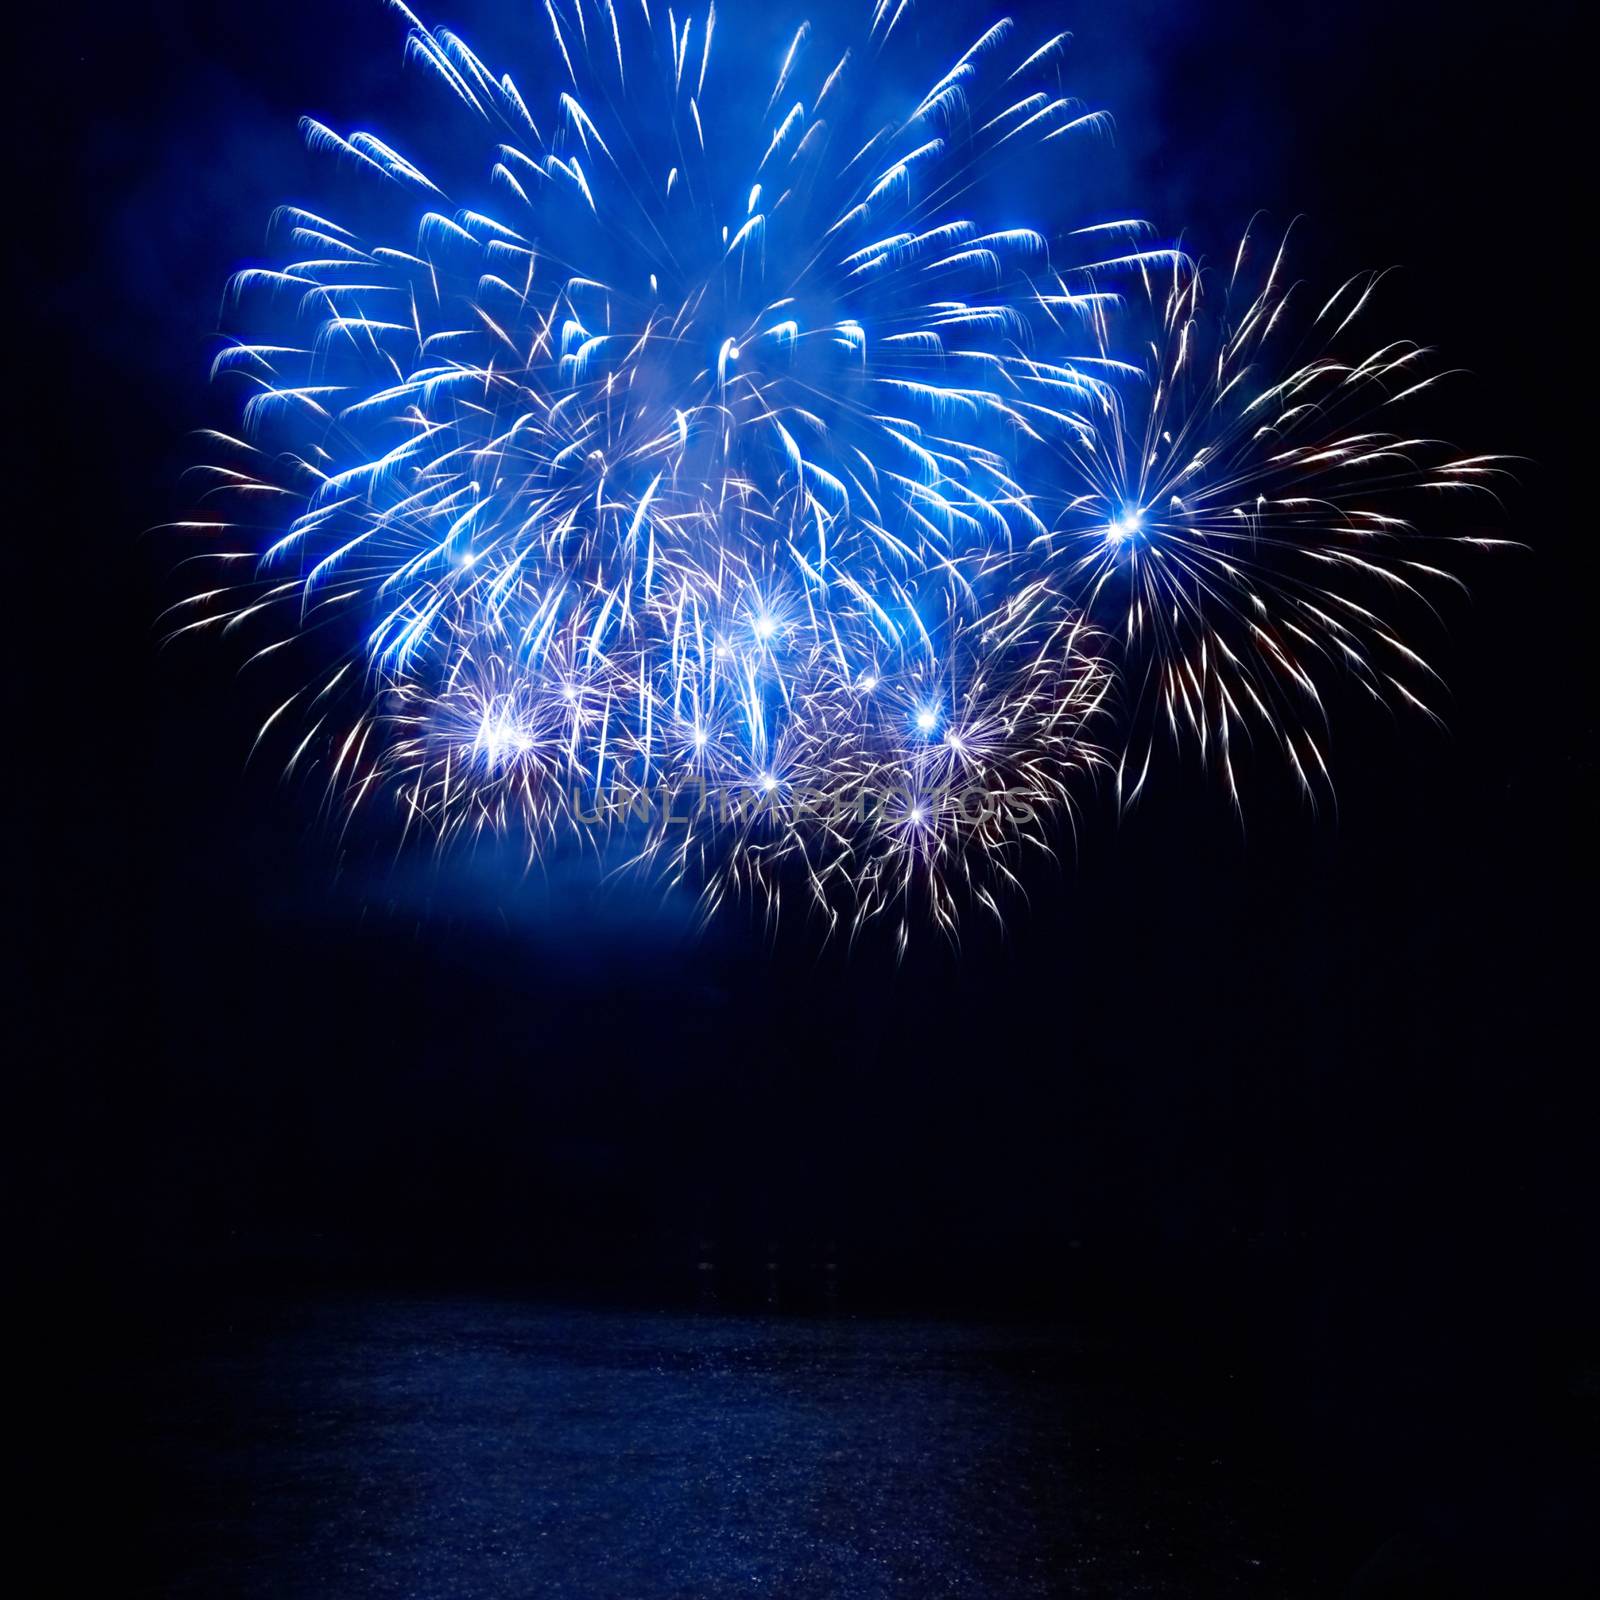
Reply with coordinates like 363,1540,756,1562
19,0,1593,1592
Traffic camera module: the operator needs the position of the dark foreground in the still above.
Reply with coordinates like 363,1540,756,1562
132,1296,1307,1599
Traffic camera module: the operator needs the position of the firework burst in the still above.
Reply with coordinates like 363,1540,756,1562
167,0,1509,939
1044,236,1513,809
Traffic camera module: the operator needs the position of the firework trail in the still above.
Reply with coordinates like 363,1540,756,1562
167,0,1508,940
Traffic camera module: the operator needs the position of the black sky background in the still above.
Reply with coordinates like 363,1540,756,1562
16,0,1594,1586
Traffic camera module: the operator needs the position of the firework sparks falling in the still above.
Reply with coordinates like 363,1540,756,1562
168,0,1510,939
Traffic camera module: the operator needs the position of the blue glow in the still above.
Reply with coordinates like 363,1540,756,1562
175,0,1504,934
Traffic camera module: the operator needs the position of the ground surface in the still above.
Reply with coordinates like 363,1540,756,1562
134,1296,1310,1598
